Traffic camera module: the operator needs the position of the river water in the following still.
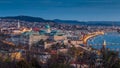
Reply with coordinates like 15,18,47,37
87,32,120,52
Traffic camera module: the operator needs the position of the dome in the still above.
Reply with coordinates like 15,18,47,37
45,24,50,29
51,30,59,33
22,31,39,36
39,30,47,35
50,30,64,36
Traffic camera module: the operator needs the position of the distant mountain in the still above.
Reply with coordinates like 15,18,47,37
53,19,120,26
0,15,120,26
0,15,54,22
86,21,120,26
53,19,86,25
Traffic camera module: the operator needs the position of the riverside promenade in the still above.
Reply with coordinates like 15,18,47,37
83,31,104,45
74,31,104,52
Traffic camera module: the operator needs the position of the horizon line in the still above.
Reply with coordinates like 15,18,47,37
1,15,120,22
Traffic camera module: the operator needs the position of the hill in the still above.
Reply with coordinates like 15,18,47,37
0,15,120,26
0,15,54,22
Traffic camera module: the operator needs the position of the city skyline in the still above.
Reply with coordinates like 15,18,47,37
0,0,120,21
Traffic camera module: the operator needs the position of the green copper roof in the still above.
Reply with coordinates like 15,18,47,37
45,24,50,29
39,30,47,35
22,31,39,36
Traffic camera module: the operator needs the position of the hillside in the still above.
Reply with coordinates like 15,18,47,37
0,15,54,22
0,15,120,26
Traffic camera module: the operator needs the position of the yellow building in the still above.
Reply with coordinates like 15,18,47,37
11,52,22,61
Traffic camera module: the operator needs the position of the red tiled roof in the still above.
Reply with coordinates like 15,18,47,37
33,27,40,31
50,50,57,54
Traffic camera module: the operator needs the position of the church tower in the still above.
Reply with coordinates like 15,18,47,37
102,40,107,52
103,40,106,49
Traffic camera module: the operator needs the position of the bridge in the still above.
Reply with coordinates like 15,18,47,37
82,31,104,45
88,42,120,46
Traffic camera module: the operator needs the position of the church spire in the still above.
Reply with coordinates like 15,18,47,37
103,40,106,49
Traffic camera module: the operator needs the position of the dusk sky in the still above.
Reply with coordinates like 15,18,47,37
0,0,120,21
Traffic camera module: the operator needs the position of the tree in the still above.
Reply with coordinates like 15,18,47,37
112,59,120,68
49,63,71,68
102,50,119,68
16,60,30,68
30,58,41,68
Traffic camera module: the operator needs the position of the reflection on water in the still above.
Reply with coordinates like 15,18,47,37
87,32,120,51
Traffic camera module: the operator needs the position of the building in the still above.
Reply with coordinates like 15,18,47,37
9,24,66,49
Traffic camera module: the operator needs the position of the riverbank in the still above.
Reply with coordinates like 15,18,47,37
87,32,120,56
83,31,104,44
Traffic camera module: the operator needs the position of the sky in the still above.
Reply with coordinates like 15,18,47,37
0,0,120,21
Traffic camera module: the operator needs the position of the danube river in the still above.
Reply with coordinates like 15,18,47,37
87,32,120,52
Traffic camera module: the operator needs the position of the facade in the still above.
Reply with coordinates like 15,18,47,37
67,36,82,45
9,24,67,50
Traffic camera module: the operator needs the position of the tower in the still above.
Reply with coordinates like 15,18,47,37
18,20,20,29
103,40,106,49
102,40,107,59
102,40,106,50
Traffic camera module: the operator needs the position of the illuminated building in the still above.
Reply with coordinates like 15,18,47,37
19,24,66,50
